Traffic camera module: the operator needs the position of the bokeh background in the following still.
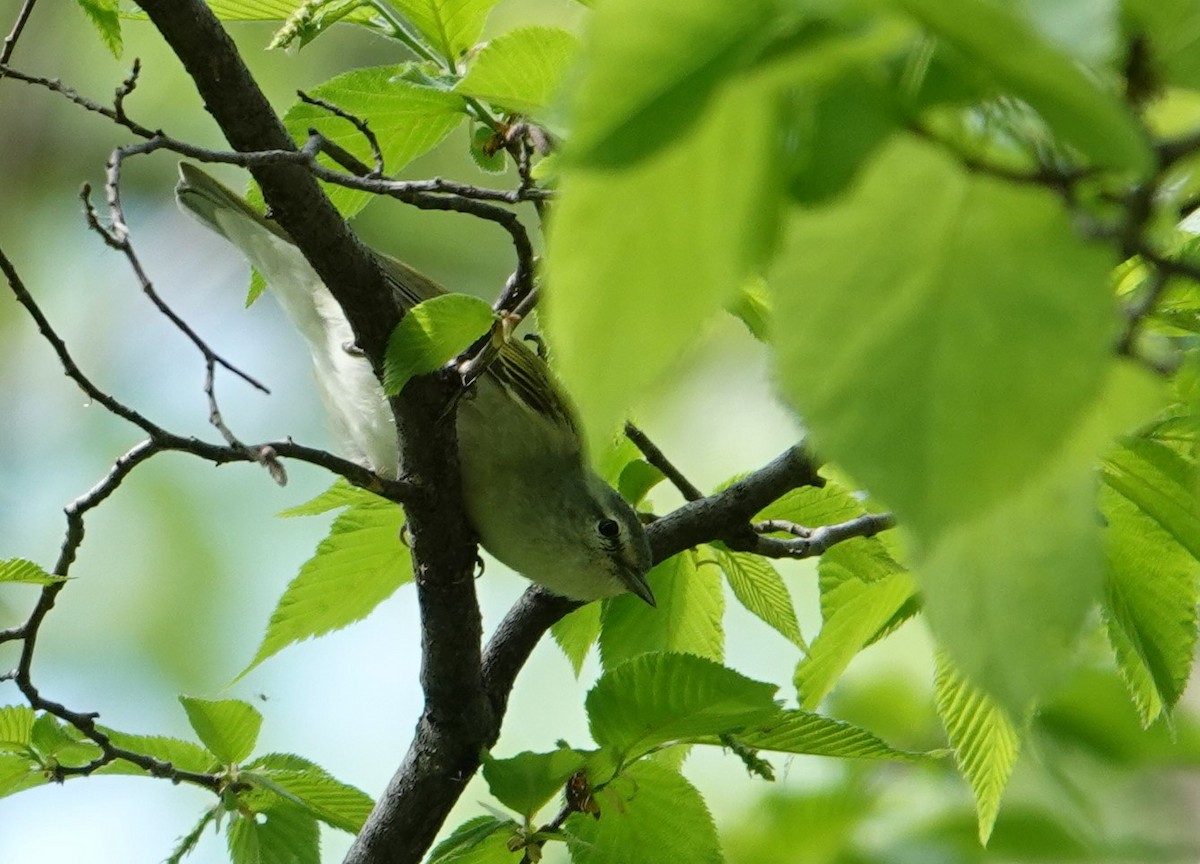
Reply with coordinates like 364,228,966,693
1,3,1198,863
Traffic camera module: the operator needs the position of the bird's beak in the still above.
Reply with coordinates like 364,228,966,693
621,567,657,608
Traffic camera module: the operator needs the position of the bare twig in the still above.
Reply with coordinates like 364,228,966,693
752,512,897,559
298,89,384,176
0,0,38,65
624,422,704,502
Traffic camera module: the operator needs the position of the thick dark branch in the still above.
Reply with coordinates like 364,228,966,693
647,445,824,560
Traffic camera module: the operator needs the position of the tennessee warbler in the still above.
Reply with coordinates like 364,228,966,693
176,163,655,606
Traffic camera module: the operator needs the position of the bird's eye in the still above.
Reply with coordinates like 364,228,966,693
597,518,621,539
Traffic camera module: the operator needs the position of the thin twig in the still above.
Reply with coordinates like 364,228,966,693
0,0,38,65
298,89,384,176
751,512,897,559
624,422,705,502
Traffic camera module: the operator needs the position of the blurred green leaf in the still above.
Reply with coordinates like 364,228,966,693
1038,666,1200,766
566,0,771,166
383,294,496,394
934,654,1020,845
1101,487,1199,725
586,653,778,760
787,72,897,204
547,75,781,447
921,468,1104,715
723,787,872,864
1121,0,1200,91
481,747,589,818
711,545,805,648
599,551,724,668
180,697,262,765
772,134,1115,542
240,491,410,679
895,0,1151,172
457,27,579,117
565,761,721,864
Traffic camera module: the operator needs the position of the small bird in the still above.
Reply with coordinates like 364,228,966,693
176,164,654,606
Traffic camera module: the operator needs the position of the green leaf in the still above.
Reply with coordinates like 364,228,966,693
715,709,929,761
245,752,375,834
268,0,371,50
247,268,268,307
227,801,320,864
895,0,1151,172
29,714,100,766
1102,436,1200,560
586,653,778,760
239,493,410,678
179,697,262,765
599,551,724,668
167,810,218,864
1123,0,1200,91
565,0,772,166
74,0,122,57
755,480,866,527
469,126,507,174
277,67,466,217
711,545,805,648
615,459,664,507
277,478,369,518
457,27,580,117
392,0,501,63
0,707,34,753
920,469,1104,715
725,277,771,342
428,815,520,864
787,71,897,204
772,134,1115,542
481,747,590,818
795,569,917,710
565,761,721,864
383,294,496,395
547,75,782,447
0,755,45,800
95,730,215,775
551,602,602,677
934,654,1020,845
0,558,64,585
1101,486,1200,726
